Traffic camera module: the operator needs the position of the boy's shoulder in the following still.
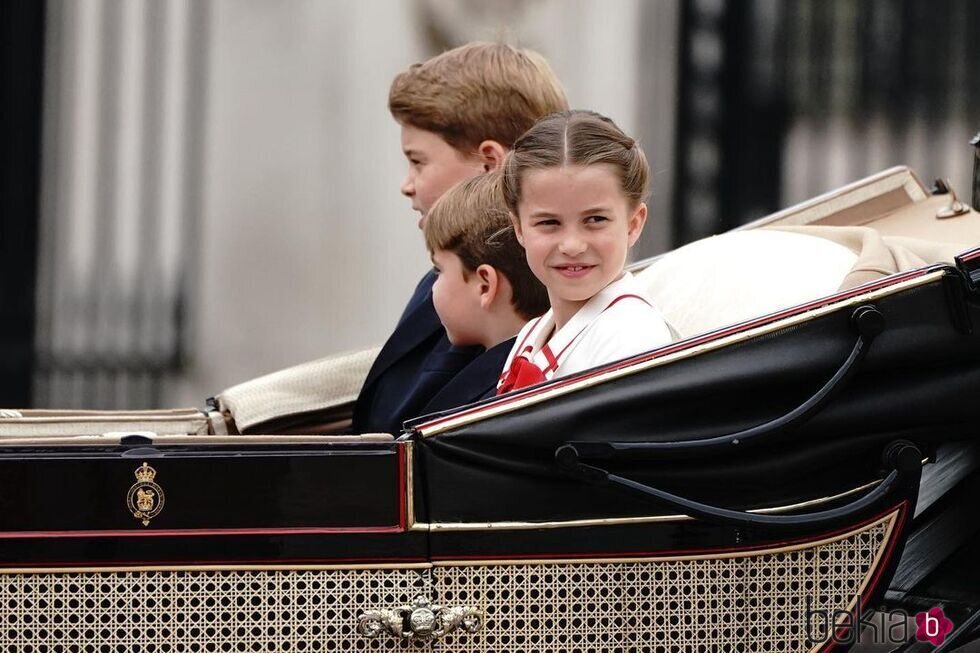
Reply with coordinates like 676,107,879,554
419,337,515,416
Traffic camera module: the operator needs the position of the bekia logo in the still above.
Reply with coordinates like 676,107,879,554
915,607,954,646
807,596,954,647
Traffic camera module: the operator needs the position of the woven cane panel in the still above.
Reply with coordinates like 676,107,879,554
434,517,892,652
0,568,427,651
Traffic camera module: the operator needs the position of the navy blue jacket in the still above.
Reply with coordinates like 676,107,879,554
352,271,507,434
417,337,514,419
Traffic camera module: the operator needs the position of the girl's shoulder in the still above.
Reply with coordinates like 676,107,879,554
596,296,672,341
563,298,672,375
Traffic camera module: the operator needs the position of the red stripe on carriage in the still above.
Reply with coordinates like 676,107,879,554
0,554,430,569
959,246,980,262
0,525,405,539
398,442,407,531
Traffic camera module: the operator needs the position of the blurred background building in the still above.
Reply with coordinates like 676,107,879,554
1,0,978,410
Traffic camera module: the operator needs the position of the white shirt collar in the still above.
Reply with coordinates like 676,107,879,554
522,272,642,375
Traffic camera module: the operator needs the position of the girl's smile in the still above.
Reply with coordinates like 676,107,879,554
553,264,597,278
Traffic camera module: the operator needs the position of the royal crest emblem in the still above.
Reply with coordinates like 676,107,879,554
126,462,165,526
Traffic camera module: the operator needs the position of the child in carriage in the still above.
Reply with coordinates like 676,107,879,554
420,171,550,407
497,110,673,394
352,42,568,434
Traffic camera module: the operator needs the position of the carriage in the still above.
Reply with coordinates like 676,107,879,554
2,157,980,651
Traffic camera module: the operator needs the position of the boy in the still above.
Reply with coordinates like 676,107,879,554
351,42,567,434
421,172,549,410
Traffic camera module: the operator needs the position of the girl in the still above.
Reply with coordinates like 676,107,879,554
496,110,673,394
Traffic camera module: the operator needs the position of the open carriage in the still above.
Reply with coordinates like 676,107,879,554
2,161,980,652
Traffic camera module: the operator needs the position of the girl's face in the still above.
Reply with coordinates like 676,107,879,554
513,164,646,325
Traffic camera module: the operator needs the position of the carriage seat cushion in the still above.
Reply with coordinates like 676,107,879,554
635,229,859,340
217,345,381,432
0,408,210,438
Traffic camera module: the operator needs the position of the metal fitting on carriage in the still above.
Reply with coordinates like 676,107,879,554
357,596,483,642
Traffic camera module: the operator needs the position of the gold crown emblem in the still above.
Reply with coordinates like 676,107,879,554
134,462,157,483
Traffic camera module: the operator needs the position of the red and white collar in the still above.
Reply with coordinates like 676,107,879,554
497,273,650,392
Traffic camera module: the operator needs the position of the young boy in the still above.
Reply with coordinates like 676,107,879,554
351,43,567,434
420,172,549,410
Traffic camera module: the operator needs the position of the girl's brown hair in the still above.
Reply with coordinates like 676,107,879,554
502,110,650,215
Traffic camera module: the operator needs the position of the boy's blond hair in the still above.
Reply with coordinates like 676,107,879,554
389,42,568,153
425,172,549,320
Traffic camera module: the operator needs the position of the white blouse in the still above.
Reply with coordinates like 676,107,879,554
497,272,673,392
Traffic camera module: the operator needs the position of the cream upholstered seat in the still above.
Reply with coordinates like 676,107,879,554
214,345,381,434
635,230,859,340
0,408,211,438
0,345,386,439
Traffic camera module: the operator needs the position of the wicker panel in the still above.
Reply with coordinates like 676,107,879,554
0,515,896,650
0,567,428,651
434,516,894,652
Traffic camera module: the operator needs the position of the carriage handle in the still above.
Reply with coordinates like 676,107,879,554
556,439,921,529
566,304,885,462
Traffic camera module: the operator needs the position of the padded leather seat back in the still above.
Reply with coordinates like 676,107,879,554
635,230,858,340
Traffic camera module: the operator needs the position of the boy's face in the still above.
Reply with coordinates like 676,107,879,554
400,124,486,228
431,249,483,346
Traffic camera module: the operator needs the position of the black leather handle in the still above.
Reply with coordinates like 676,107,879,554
556,440,921,530
568,305,886,462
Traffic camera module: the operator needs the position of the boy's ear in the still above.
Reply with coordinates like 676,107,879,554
627,202,648,248
475,264,500,309
477,140,507,172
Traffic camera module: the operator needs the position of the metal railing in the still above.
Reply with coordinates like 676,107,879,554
33,0,209,408
673,0,980,244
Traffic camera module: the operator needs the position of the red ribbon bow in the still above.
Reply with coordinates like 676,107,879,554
496,355,546,395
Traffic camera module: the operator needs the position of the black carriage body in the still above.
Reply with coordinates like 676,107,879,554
4,252,979,651
415,266,980,529
0,439,424,567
